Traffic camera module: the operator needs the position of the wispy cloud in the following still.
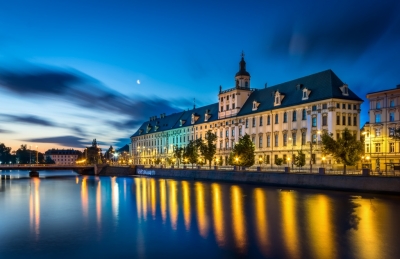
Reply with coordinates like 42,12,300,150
0,114,57,127
23,136,87,148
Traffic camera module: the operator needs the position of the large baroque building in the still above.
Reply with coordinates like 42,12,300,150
363,86,400,170
130,54,363,167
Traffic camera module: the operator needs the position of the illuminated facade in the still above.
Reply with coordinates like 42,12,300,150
363,86,400,170
45,149,80,165
130,54,363,166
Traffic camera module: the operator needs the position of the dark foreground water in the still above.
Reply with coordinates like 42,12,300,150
0,170,400,259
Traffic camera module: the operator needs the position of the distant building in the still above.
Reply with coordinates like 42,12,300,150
363,85,400,170
45,149,81,165
130,53,363,167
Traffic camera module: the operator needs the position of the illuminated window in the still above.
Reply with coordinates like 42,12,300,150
259,116,263,126
390,143,395,152
375,143,381,152
283,133,287,146
312,117,317,127
283,112,287,123
259,136,263,148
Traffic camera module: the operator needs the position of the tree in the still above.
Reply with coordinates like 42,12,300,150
104,145,115,161
45,156,56,164
321,128,364,174
228,134,255,167
198,130,217,168
294,150,306,169
173,145,184,166
86,139,103,164
275,157,283,166
184,140,200,168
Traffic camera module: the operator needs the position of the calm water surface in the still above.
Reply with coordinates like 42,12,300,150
0,170,399,259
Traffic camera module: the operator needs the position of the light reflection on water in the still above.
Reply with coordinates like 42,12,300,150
1,170,400,258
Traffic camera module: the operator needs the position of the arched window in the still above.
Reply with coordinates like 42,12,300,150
267,115,270,125
283,112,287,123
245,81,248,87
302,109,307,120
275,114,279,124
292,111,297,121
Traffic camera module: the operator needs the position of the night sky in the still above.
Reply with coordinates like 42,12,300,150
0,0,399,152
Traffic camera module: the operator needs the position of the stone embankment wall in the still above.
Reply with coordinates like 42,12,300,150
97,165,136,176
135,167,400,194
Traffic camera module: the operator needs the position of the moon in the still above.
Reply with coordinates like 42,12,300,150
136,79,140,84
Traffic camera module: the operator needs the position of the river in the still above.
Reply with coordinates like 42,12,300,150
0,170,399,258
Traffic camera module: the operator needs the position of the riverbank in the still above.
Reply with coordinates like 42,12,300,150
135,167,400,194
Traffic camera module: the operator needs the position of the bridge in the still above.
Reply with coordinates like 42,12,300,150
0,165,96,176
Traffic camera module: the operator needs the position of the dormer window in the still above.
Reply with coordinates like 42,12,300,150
180,119,186,126
339,84,349,96
274,91,285,106
191,113,199,124
205,113,211,122
252,100,260,111
302,88,311,100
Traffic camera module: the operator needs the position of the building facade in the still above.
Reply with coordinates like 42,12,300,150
130,54,363,167
45,149,80,165
363,86,400,170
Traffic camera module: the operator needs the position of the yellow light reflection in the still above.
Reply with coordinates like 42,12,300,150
29,178,40,238
135,178,142,220
169,180,178,230
151,178,156,219
196,182,209,238
182,181,191,230
111,177,119,221
212,183,226,247
231,185,247,253
141,178,148,220
160,179,167,223
281,191,300,259
254,188,270,257
306,195,335,259
75,176,79,184
350,199,382,259
81,176,88,219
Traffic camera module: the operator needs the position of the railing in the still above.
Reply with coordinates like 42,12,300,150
138,164,400,176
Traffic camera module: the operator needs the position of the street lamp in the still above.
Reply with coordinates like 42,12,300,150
322,156,326,168
36,145,38,164
288,136,294,169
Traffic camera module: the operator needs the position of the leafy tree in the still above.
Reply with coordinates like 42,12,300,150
228,134,255,167
173,145,184,166
155,158,161,165
184,140,200,168
45,156,56,164
197,130,217,168
0,143,16,164
294,150,306,168
275,157,283,166
85,139,103,164
321,128,364,174
104,145,115,161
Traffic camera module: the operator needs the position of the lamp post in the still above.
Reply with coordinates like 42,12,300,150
289,136,294,169
36,145,38,164
29,145,32,165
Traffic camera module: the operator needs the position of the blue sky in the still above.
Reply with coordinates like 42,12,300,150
0,0,399,152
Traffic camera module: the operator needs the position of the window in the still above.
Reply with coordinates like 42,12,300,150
275,114,279,124
366,144,370,153
348,104,351,109
267,135,271,147
322,116,327,126
259,136,263,148
312,105,317,111
336,133,340,140
312,134,317,144
375,128,381,137
274,134,279,147
322,103,327,109
301,132,306,145
390,100,395,107
376,102,381,109
220,106,223,112
227,95,229,100
232,103,235,109
303,91,307,99
312,117,317,127
252,117,256,127
267,115,271,125
226,104,229,111
342,103,346,109
252,137,255,143
302,109,307,120
336,115,340,125
336,103,340,108
245,118,249,128
283,112,287,123
375,114,381,123
260,116,263,126
348,116,351,126
232,94,235,99
292,111,297,121
226,130,229,137
342,116,346,125
283,133,287,146
390,143,395,152
283,154,287,163
353,104,357,110
292,133,297,146
390,112,395,122
239,128,242,136
220,131,222,138
232,129,235,137
226,142,229,148
375,143,381,153
266,155,270,164
245,81,248,87
353,116,357,126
